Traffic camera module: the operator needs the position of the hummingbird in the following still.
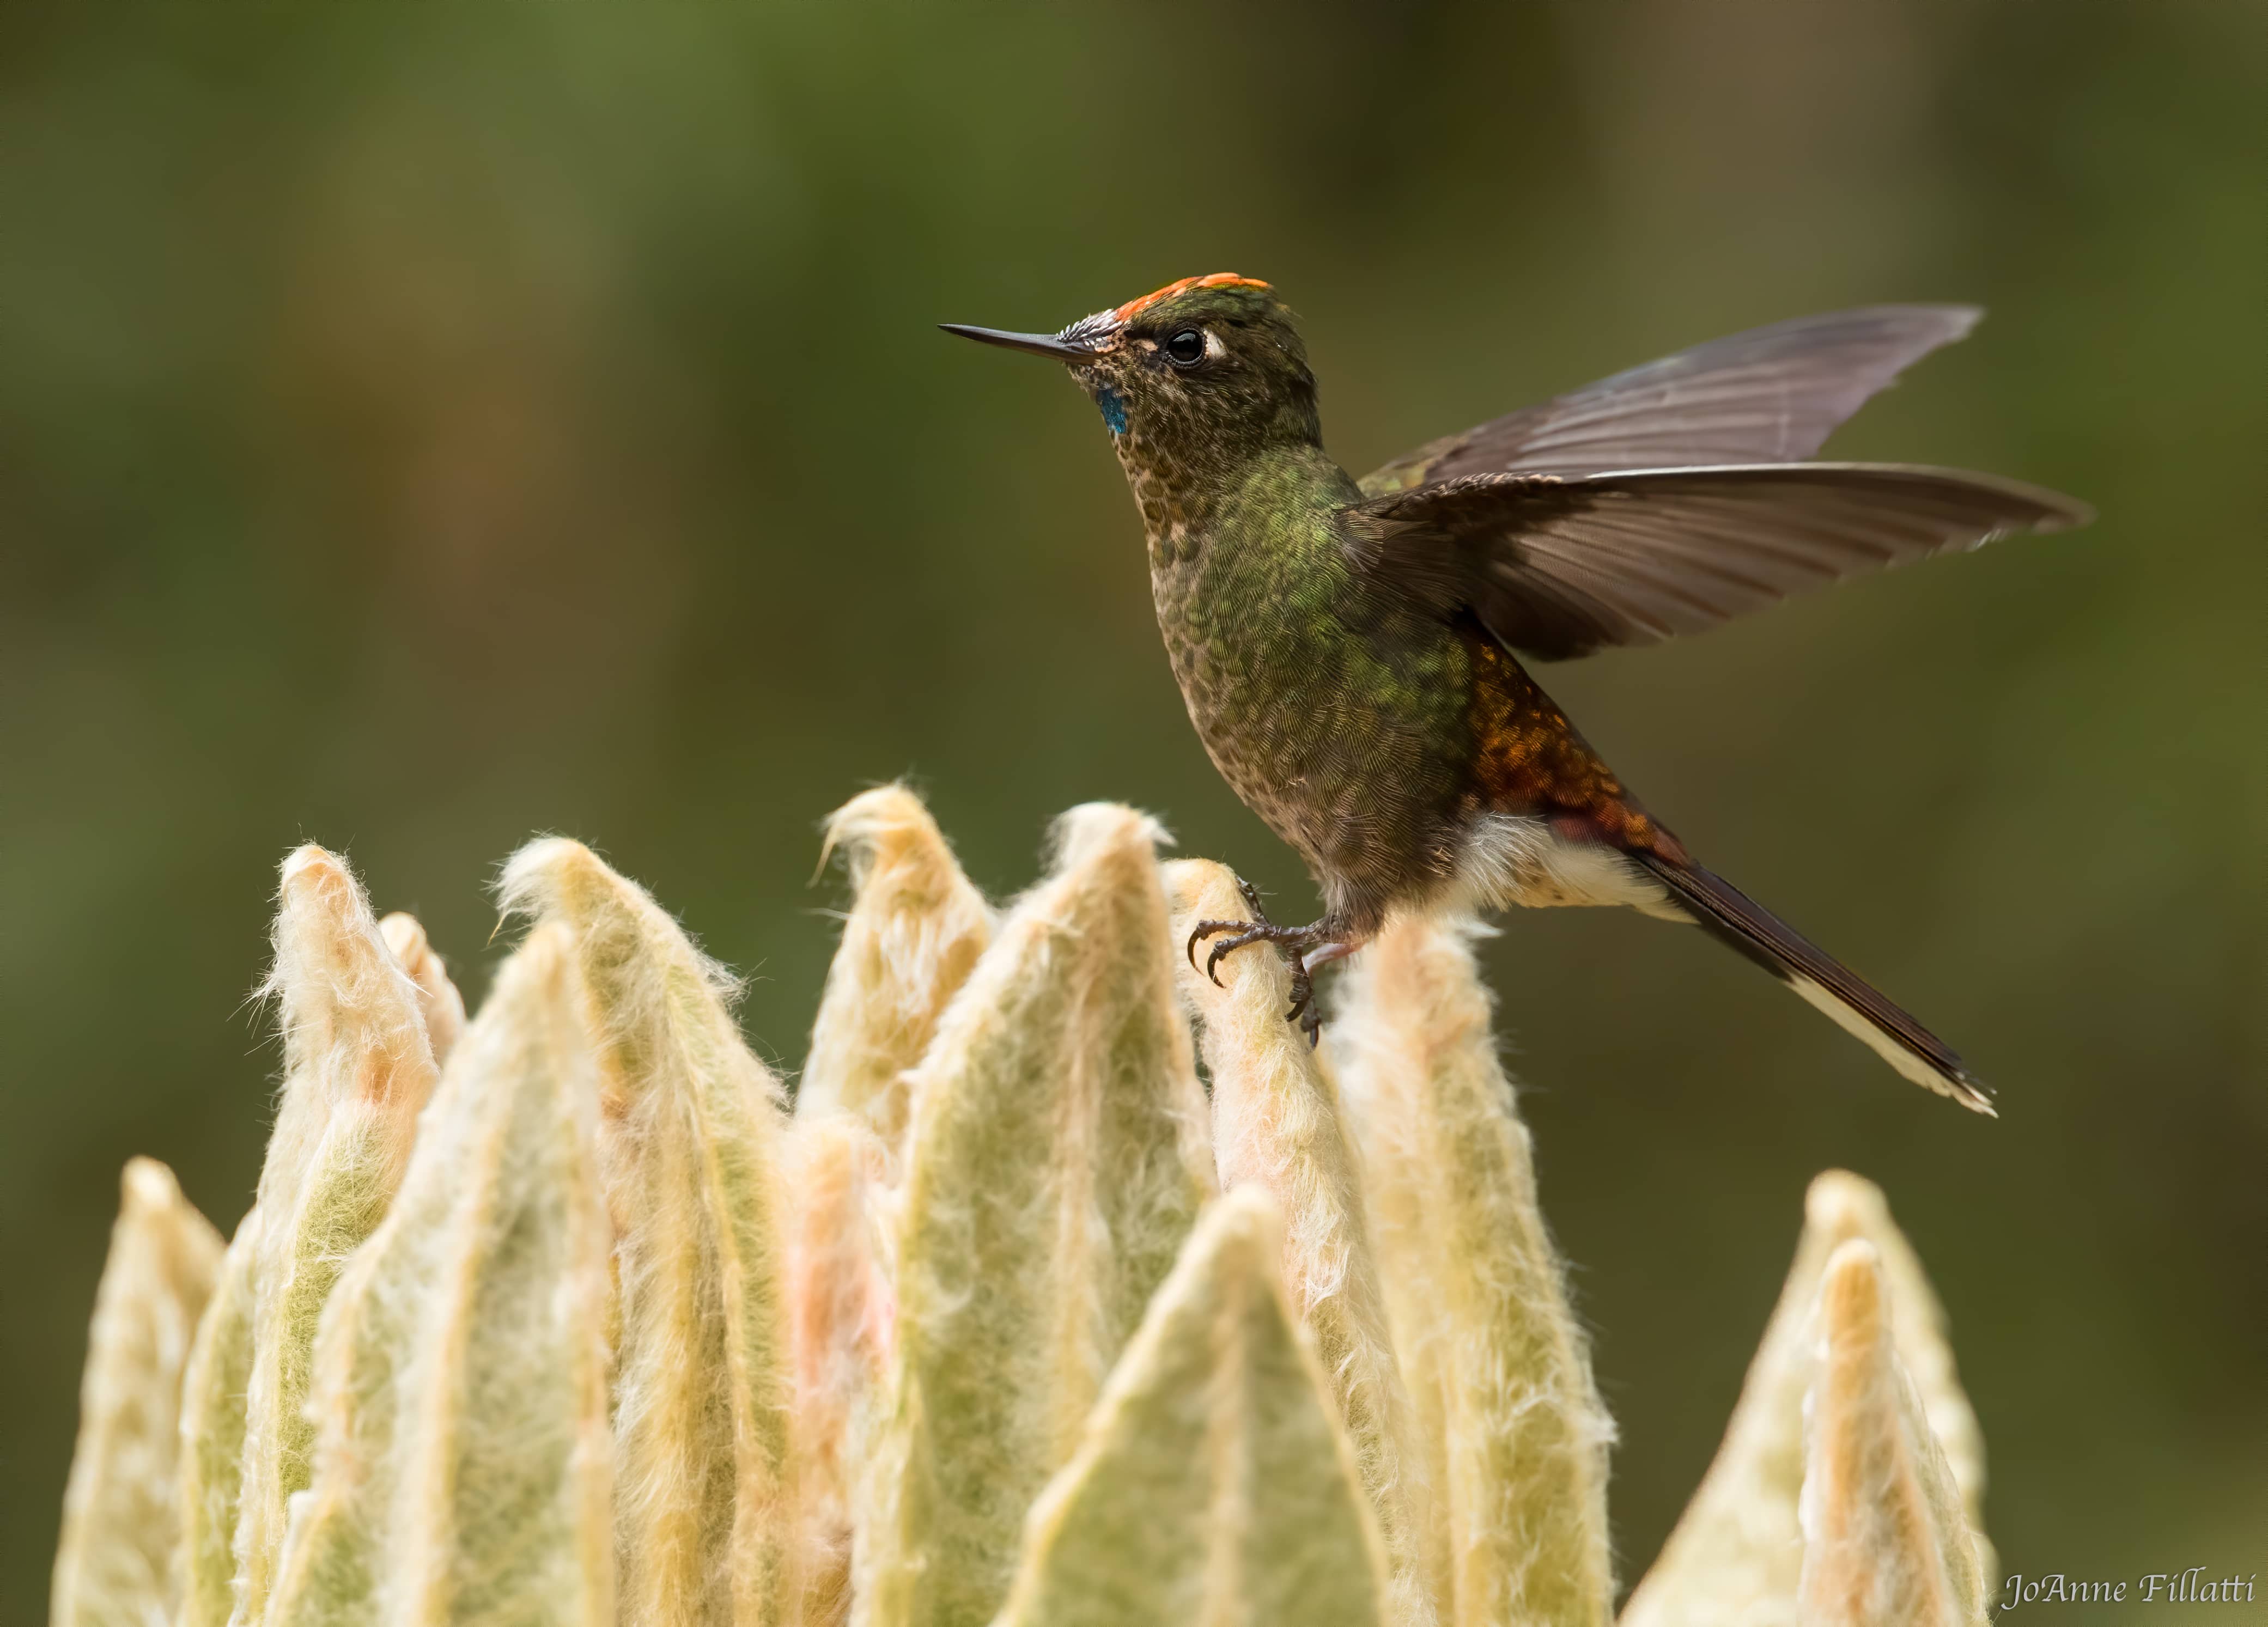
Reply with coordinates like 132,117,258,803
944,275,2089,1112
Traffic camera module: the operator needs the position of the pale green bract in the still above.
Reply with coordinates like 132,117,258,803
52,789,1995,1627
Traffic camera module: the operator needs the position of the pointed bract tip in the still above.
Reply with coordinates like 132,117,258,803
1045,802,1173,875
1804,1170,1890,1237
814,782,942,882
277,843,348,894
120,1155,184,1214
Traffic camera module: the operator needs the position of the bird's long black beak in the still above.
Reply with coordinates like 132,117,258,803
939,323,1100,362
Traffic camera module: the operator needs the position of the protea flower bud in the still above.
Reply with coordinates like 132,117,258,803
50,793,2004,1627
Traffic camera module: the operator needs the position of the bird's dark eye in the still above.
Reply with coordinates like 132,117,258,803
1164,328,1206,367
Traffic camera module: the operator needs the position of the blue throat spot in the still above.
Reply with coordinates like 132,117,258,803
1096,385,1128,435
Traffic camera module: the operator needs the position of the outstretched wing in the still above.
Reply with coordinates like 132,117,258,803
1350,464,2093,661
1360,306,1982,495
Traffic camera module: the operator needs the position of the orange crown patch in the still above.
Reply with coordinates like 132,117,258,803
1114,272,1272,323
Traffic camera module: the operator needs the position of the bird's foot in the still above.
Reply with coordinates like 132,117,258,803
1184,879,1342,1046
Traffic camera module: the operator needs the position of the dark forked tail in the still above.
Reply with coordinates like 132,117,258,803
1632,852,1995,1116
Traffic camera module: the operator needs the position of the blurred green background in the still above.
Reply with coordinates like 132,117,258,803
5,0,2262,1618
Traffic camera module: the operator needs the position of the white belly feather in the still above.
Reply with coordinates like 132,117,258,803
1449,813,1691,923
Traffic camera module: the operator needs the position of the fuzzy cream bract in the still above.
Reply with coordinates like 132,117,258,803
262,922,616,1625
1166,861,1437,1627
994,1187,1394,1627
1619,1172,1993,1627
50,1159,223,1627
502,838,799,1627
783,1115,892,1627
1331,912,1615,1627
179,1208,262,1627
1797,1242,1988,1627
234,850,442,1626
856,807,1216,1627
800,787,994,1157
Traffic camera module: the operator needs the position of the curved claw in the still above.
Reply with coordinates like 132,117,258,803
1186,918,1242,974
1203,927,1273,988
1185,902,1348,1048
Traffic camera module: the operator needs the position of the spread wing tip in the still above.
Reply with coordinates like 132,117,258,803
1844,301,1985,344
1351,461,2094,662
1571,460,2093,533
2035,491,2096,532
1360,301,1997,493
1900,301,1983,330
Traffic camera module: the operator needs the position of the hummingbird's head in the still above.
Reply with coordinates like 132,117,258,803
944,274,1320,465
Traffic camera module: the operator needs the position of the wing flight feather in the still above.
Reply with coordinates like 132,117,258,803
1352,464,2092,660
1360,306,1983,494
